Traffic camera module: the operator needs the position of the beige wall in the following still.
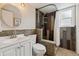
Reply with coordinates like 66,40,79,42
0,3,36,30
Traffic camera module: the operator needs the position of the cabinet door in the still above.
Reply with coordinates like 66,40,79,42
0,44,18,56
20,41,32,56
15,46,21,56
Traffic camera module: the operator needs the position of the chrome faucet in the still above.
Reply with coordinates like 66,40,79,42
10,30,16,39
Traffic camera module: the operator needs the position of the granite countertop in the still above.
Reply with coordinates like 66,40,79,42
0,36,30,49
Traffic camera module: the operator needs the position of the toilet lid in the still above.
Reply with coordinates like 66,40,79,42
33,43,46,50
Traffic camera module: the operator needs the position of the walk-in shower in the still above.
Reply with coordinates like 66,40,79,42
36,4,57,42
36,4,76,52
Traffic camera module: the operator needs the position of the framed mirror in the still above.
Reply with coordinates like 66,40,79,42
0,4,22,30
1,9,14,28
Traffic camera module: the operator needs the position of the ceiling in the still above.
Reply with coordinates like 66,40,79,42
29,3,50,8
29,3,75,14
29,3,57,13
0,3,75,14
39,5,57,14
29,3,75,9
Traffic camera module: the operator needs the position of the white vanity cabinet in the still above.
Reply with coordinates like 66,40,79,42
0,44,19,56
20,41,32,56
0,40,32,56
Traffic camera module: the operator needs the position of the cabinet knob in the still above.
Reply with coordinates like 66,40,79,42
17,47,20,48
21,45,24,47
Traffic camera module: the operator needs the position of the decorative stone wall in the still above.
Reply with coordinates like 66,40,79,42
0,29,36,37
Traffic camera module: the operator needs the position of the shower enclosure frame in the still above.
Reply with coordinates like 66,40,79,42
36,4,57,41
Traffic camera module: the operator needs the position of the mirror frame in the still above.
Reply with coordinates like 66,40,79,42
0,8,21,28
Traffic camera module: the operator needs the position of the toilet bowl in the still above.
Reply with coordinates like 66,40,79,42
32,43,46,56
30,34,46,56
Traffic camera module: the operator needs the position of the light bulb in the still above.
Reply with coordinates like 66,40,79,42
21,3,25,7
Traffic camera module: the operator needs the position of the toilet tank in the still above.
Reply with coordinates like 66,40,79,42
29,34,37,45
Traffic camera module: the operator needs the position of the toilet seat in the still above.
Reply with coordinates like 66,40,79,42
33,43,46,51
32,43,46,56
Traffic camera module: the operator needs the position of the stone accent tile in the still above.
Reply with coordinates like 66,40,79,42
0,29,36,37
40,41,55,56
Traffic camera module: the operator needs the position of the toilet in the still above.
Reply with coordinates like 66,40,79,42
32,43,46,56
31,34,46,56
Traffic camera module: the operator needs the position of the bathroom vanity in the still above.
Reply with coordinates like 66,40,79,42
0,35,36,56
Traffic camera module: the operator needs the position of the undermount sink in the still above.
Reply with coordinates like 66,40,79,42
0,37,17,44
3,39,17,44
0,34,30,44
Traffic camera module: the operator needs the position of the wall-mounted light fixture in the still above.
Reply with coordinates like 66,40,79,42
21,3,25,7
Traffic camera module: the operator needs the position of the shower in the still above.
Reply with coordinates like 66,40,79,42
36,4,76,52
36,4,57,41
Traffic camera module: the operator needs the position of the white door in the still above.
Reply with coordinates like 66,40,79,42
20,41,32,56
0,44,19,56
76,4,79,54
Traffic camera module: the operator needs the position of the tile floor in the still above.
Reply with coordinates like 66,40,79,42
55,47,78,56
